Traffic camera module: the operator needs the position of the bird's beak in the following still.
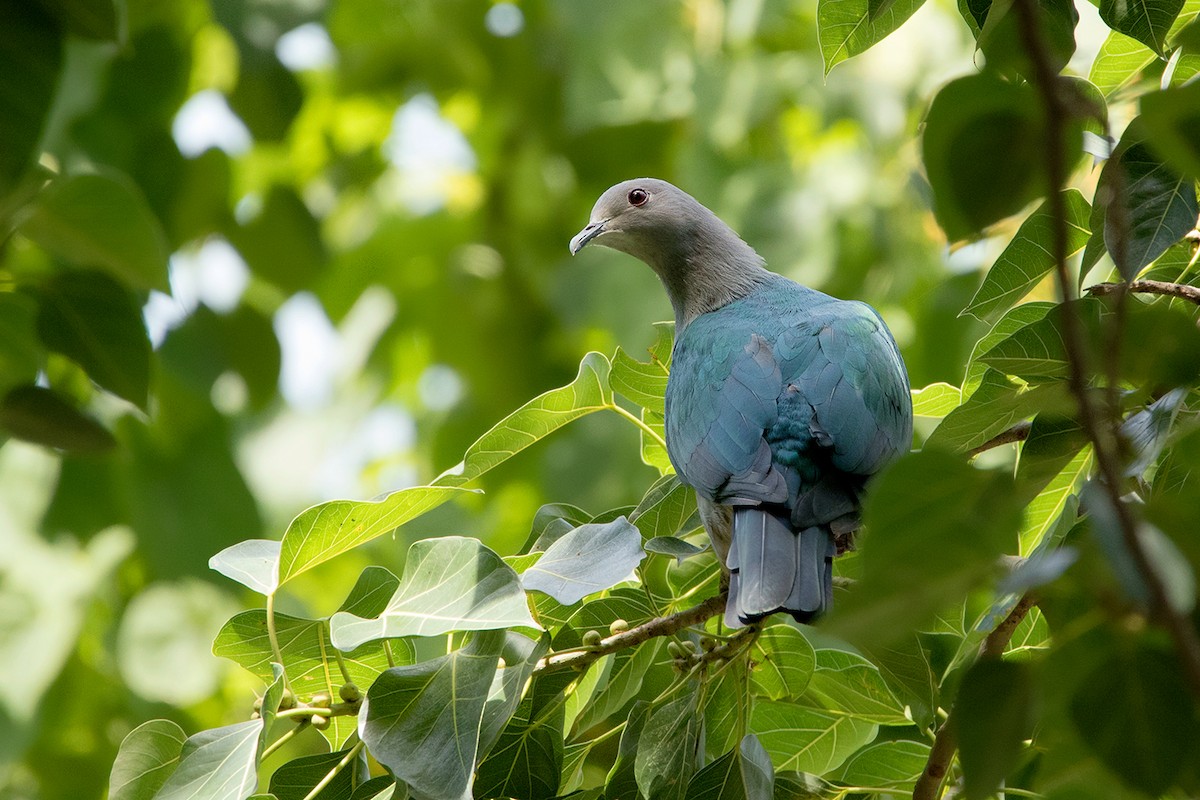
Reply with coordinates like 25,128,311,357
569,219,608,255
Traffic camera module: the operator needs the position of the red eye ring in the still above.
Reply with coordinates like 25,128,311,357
628,188,649,206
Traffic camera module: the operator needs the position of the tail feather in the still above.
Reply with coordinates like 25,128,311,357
727,507,835,626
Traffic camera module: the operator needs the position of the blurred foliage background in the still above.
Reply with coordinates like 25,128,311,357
0,0,1122,796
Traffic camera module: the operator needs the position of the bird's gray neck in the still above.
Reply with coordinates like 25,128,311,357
646,218,770,330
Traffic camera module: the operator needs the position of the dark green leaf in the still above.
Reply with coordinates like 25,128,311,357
360,631,504,800
229,49,303,142
338,566,401,618
1121,388,1187,478
862,636,939,729
635,688,703,800
927,369,1070,453
817,0,927,75
961,191,1091,323
108,719,187,800
1100,0,1185,55
229,185,324,291
1102,124,1200,280
331,536,536,649
0,3,62,191
604,701,652,800
522,516,645,605
0,384,115,452
350,777,399,800
978,0,1078,80
923,74,1079,242
39,0,123,41
269,748,365,800
1071,644,1196,793
827,450,1024,646
805,648,909,725
474,689,565,800
645,536,707,563
0,292,40,394
20,172,169,291
1141,82,1200,180
957,659,1035,800
34,270,151,408
478,632,550,760
525,503,593,552
687,735,775,800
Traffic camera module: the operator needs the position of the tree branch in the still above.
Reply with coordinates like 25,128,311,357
913,594,1038,800
535,591,728,673
1010,0,1200,699
968,422,1031,457
1087,279,1200,306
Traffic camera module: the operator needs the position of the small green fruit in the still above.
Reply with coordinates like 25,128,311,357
583,630,603,647
279,689,297,710
339,682,362,703
610,619,630,635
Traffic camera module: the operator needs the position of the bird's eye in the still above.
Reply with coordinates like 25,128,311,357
628,188,649,206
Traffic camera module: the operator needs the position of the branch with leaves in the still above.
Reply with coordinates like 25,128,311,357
1087,279,1200,306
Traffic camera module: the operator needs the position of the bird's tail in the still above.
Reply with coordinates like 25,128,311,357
725,507,834,628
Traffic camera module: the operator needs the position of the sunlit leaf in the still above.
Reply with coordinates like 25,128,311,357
436,353,613,487
832,739,931,788
209,539,281,596
630,474,696,540
277,485,471,584
911,383,962,418
611,344,668,413
751,702,878,775
153,720,262,800
331,537,535,649
359,631,504,800
1089,30,1156,96
108,719,187,800
805,648,910,725
817,0,927,75
927,369,1070,453
963,302,1054,395
1099,0,1185,55
961,191,1091,323
522,516,645,606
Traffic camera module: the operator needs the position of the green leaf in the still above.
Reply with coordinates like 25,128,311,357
1100,0,1185,55
40,0,124,41
927,369,1070,453
964,302,1054,395
635,688,703,800
827,450,1024,646
641,408,673,473
817,0,927,75
338,565,401,618
805,649,910,725
751,702,878,776
574,639,663,734
611,343,669,413
269,748,365,800
1141,82,1200,180
976,298,1103,381
645,536,708,564
436,352,613,487
474,689,565,800
1089,30,1156,96
153,720,263,800
961,191,1091,323
923,74,1078,242
522,516,645,605
911,383,962,418
0,3,62,191
957,660,1035,800
360,631,504,800
108,719,187,800
277,485,471,584
631,474,697,540
349,777,398,800
20,173,169,291
208,539,281,596
330,537,535,649
978,0,1078,80
524,502,593,552
1070,644,1196,793
212,609,396,747
1017,436,1091,556
832,739,932,788
862,636,939,729
605,701,652,800
748,622,816,700
0,384,115,452
0,292,40,394
687,735,775,800
229,185,325,292
478,632,550,760
703,662,749,759
1100,122,1200,280
34,270,151,408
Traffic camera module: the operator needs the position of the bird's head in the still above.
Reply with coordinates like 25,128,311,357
569,178,706,264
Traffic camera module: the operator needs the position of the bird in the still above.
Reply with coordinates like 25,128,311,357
570,178,913,627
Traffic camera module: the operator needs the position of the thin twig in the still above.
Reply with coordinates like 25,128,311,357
1087,279,1200,306
535,592,728,673
913,594,1038,800
1011,0,1200,699
968,421,1032,457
